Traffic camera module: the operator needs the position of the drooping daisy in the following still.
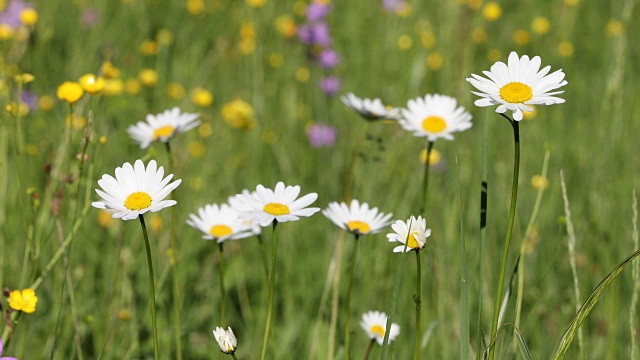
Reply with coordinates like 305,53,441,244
360,310,400,345
213,326,238,354
399,94,472,141
127,107,200,149
92,159,181,220
322,199,392,235
233,182,320,227
341,92,401,121
187,203,259,242
466,51,568,121
387,215,431,252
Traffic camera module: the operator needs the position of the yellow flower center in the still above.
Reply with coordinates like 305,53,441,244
153,125,175,140
407,231,421,249
124,192,152,210
347,220,371,234
209,224,233,237
421,116,447,133
371,325,385,338
263,203,290,216
499,82,533,103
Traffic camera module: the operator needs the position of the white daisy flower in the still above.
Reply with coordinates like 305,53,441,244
360,310,400,345
127,106,200,149
341,92,401,121
399,93,472,141
213,326,238,354
466,51,568,121
92,160,181,220
387,215,431,252
233,182,320,227
228,190,263,236
322,199,392,235
186,203,259,242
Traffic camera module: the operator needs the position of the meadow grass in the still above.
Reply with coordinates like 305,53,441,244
1,0,640,359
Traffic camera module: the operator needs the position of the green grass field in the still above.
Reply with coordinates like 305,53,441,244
1,0,639,359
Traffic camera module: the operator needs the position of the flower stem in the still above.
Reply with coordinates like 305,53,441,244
261,220,279,360
344,234,360,360
139,214,159,360
218,242,226,326
488,117,520,360
421,141,435,215
256,233,270,284
363,339,375,360
413,250,422,360
231,353,239,360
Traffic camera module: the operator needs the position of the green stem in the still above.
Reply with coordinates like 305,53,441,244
256,233,270,284
139,214,159,360
421,141,434,215
488,117,520,360
231,353,239,360
363,339,375,360
260,220,279,360
344,234,360,360
218,242,226,326
165,141,183,360
414,250,422,360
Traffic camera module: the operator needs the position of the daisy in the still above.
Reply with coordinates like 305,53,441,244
232,182,320,227
341,92,401,120
322,199,392,235
399,94,472,141
228,190,263,236
186,203,259,242
466,51,568,121
360,310,400,345
387,215,431,252
92,159,181,220
213,326,238,354
127,106,200,149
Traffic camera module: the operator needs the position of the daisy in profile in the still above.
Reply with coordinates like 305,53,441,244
127,106,200,149
360,310,400,345
323,199,392,236
213,327,238,356
187,203,258,242
92,159,181,220
232,182,320,227
399,93,472,141
341,92,400,121
387,215,431,252
466,51,568,121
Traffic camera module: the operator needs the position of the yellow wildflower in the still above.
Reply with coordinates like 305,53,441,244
101,61,121,79
396,35,413,50
606,20,623,37
14,73,34,84
190,87,214,107
156,29,174,45
0,24,14,40
79,74,106,95
531,17,550,34
39,95,54,111
420,31,436,49
221,99,255,130
19,8,38,26
512,29,530,45
103,79,124,96
9,288,38,313
557,41,574,57
125,78,141,95
426,52,443,70
420,148,441,166
138,69,159,87
531,175,549,190
56,81,84,104
167,83,185,99
140,40,159,55
275,15,296,38
482,2,501,21
186,0,205,15
246,0,267,8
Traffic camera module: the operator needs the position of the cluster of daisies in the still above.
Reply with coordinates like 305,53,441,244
89,51,567,355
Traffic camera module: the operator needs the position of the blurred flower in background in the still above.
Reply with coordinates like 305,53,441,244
0,0,32,29
307,122,337,148
320,76,340,95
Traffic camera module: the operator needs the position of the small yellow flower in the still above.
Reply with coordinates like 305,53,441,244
246,0,266,8
14,73,34,84
471,27,487,44
420,31,437,49
66,114,86,130
140,40,159,55
117,309,132,320
167,83,185,99
156,29,174,45
186,0,205,15
487,48,501,62
103,79,124,96
482,2,502,21
188,140,205,157
240,21,256,40
396,35,413,51
293,0,306,16
296,67,310,82
522,105,537,120
79,74,106,95
221,99,256,130
198,123,213,137
98,209,114,228
419,148,441,165
19,8,38,26
557,41,574,57
99,135,107,144
426,52,443,70
0,24,14,40
397,3,412,16
5,101,29,116
125,78,141,95
512,29,530,45
268,52,284,68
39,95,55,111
9,288,38,313
563,0,579,5
101,61,121,79
531,17,550,34
275,15,296,38
238,38,255,54
467,0,483,10
139,69,159,87
606,20,623,37
531,175,549,190
57,81,84,104
150,214,163,234
190,87,214,107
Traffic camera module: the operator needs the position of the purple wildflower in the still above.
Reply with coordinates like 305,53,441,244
382,0,407,13
0,0,31,29
306,1,331,22
320,76,340,95
311,22,331,46
319,48,340,69
0,338,18,360
19,90,38,110
307,123,337,148
81,7,100,27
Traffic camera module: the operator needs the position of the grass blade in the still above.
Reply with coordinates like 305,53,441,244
457,157,469,359
630,189,639,359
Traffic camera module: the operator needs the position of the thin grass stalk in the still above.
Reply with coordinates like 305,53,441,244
630,190,639,359
560,170,584,359
476,109,490,360
363,339,375,360
413,250,422,360
164,141,183,360
256,233,270,284
139,214,159,360
0,128,7,286
420,140,434,215
261,220,279,360
218,242,226,326
457,157,469,360
344,234,360,360
488,116,519,360
513,147,550,349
